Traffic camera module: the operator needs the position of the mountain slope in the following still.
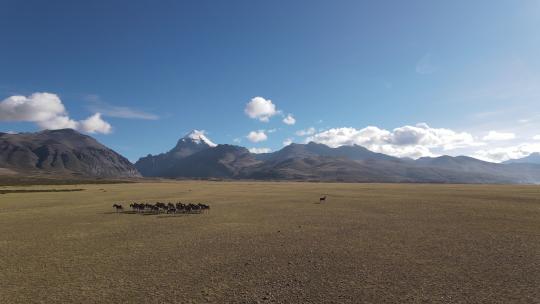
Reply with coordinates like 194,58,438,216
256,142,397,162
414,155,540,183
0,129,140,177
135,130,222,177
162,145,260,178
245,153,538,183
504,153,540,165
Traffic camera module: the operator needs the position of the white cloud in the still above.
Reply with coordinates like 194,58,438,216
233,137,242,143
0,92,112,134
295,127,316,136
249,147,272,154
473,143,540,163
79,113,112,134
483,131,516,141
533,135,540,140
37,115,79,130
306,123,480,159
0,92,68,122
416,53,437,75
244,97,278,122
283,138,293,146
283,114,296,125
246,130,268,143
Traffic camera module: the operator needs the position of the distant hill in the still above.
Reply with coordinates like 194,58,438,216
134,134,540,184
0,129,140,178
504,153,540,165
255,142,397,162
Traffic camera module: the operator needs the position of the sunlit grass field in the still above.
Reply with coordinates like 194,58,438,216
1,181,539,303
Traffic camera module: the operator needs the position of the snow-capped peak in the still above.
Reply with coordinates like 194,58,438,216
181,130,217,147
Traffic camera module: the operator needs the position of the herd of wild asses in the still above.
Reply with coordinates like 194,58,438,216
112,202,210,214
111,195,326,214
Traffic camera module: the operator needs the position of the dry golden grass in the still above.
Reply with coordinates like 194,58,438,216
1,181,539,303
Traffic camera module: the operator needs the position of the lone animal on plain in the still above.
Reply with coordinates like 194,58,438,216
319,196,327,203
112,204,123,212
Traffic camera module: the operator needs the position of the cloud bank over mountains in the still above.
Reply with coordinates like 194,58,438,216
299,124,540,162
473,143,540,163
304,123,480,159
483,131,515,141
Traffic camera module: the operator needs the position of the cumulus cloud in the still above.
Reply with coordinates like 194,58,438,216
0,92,112,134
283,138,294,146
79,113,112,134
244,96,296,125
249,147,272,154
306,123,480,159
0,93,69,122
244,97,278,122
295,127,316,136
246,130,268,143
283,114,296,125
533,135,540,140
473,143,540,163
37,115,79,130
483,131,516,141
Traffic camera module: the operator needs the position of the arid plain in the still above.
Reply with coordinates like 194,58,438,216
1,181,539,304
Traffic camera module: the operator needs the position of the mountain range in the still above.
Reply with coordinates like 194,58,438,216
134,130,540,184
1,129,540,184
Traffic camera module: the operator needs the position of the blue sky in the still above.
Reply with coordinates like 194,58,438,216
1,0,540,162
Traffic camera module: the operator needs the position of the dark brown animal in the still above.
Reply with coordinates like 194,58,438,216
112,204,123,212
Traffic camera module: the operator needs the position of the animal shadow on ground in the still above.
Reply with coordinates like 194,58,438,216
100,211,138,215
156,213,201,219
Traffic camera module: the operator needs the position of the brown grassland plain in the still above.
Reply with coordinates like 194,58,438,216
0,181,539,304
